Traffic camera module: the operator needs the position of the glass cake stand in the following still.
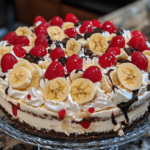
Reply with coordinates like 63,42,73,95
0,114,150,150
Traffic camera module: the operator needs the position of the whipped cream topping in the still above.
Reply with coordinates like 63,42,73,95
25,87,44,107
122,30,131,43
0,41,8,47
8,86,28,100
141,71,149,86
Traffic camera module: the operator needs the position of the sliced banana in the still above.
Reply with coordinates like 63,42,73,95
64,38,80,56
8,67,32,90
89,33,108,56
71,78,96,104
116,48,128,61
142,50,150,56
63,22,75,30
15,27,32,36
117,63,143,91
110,70,120,85
101,75,112,93
14,61,34,72
39,61,50,70
0,46,12,63
43,77,71,102
47,26,65,41
28,34,36,47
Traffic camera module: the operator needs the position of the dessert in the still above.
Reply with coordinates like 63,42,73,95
0,13,150,139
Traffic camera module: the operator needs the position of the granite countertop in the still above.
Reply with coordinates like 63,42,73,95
1,0,150,149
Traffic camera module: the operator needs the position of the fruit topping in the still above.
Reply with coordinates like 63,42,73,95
35,34,48,48
44,61,65,80
107,47,121,56
66,54,82,73
1,53,18,73
102,21,117,34
30,45,47,57
98,52,117,69
83,66,102,83
76,121,91,129
11,103,20,117
136,41,150,52
13,44,26,58
109,36,125,48
128,35,147,49
50,16,63,28
27,94,31,100
50,47,65,61
64,13,79,24
71,78,96,104
131,30,147,41
58,109,66,120
79,20,93,34
3,31,17,45
131,51,148,71
92,19,103,28
14,36,30,46
117,63,143,90
34,23,48,36
88,107,95,114
89,33,108,56
15,27,32,36
64,28,78,38
33,15,47,26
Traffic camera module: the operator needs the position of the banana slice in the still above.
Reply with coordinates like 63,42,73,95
63,22,75,30
14,61,34,72
15,27,32,36
28,35,36,47
71,78,96,104
64,38,80,56
39,61,50,69
89,33,108,56
110,70,120,85
43,77,71,102
8,67,32,90
116,49,128,61
142,50,150,56
117,63,142,91
0,46,12,63
101,75,112,93
47,26,65,41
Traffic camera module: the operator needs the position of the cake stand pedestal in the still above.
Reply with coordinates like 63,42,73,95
0,114,149,150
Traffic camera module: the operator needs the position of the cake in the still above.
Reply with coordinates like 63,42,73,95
0,13,150,139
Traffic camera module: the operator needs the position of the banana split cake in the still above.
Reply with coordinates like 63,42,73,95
0,13,150,139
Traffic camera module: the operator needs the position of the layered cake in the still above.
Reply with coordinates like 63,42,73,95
0,13,150,139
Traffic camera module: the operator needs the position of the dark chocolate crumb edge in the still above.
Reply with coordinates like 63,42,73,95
0,104,149,139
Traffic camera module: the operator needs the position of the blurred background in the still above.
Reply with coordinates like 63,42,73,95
0,0,137,40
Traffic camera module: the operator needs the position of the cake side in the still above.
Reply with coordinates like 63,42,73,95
0,14,150,138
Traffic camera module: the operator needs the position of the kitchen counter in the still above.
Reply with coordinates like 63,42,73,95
1,0,150,149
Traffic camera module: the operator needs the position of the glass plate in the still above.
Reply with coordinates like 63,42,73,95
0,113,150,150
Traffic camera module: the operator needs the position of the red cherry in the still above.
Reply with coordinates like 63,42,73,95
64,28,78,38
50,47,65,61
13,44,26,58
64,13,79,24
128,35,147,49
137,41,150,52
1,53,18,73
33,16,47,26
98,53,117,69
58,109,66,120
27,94,31,100
34,24,48,36
102,21,117,34
92,19,103,28
83,66,102,83
76,121,91,129
30,45,47,57
88,107,95,114
131,51,148,71
35,34,48,48
66,54,83,73
13,36,29,46
44,61,65,80
50,16,63,28
41,22,50,29
107,47,121,56
131,30,147,41
3,31,17,45
79,20,93,34
109,36,125,48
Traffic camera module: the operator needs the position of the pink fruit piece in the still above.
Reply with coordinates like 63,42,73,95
13,44,26,58
34,24,48,36
88,107,95,114
131,30,147,41
79,20,93,34
30,45,47,57
64,28,78,38
33,15,47,26
107,47,121,56
64,13,79,24
58,109,66,120
92,19,103,28
13,36,30,46
109,36,125,48
102,21,117,34
3,31,17,45
136,41,150,52
50,16,63,28
34,34,48,48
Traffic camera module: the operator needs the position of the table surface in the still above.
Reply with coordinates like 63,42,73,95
1,0,150,149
